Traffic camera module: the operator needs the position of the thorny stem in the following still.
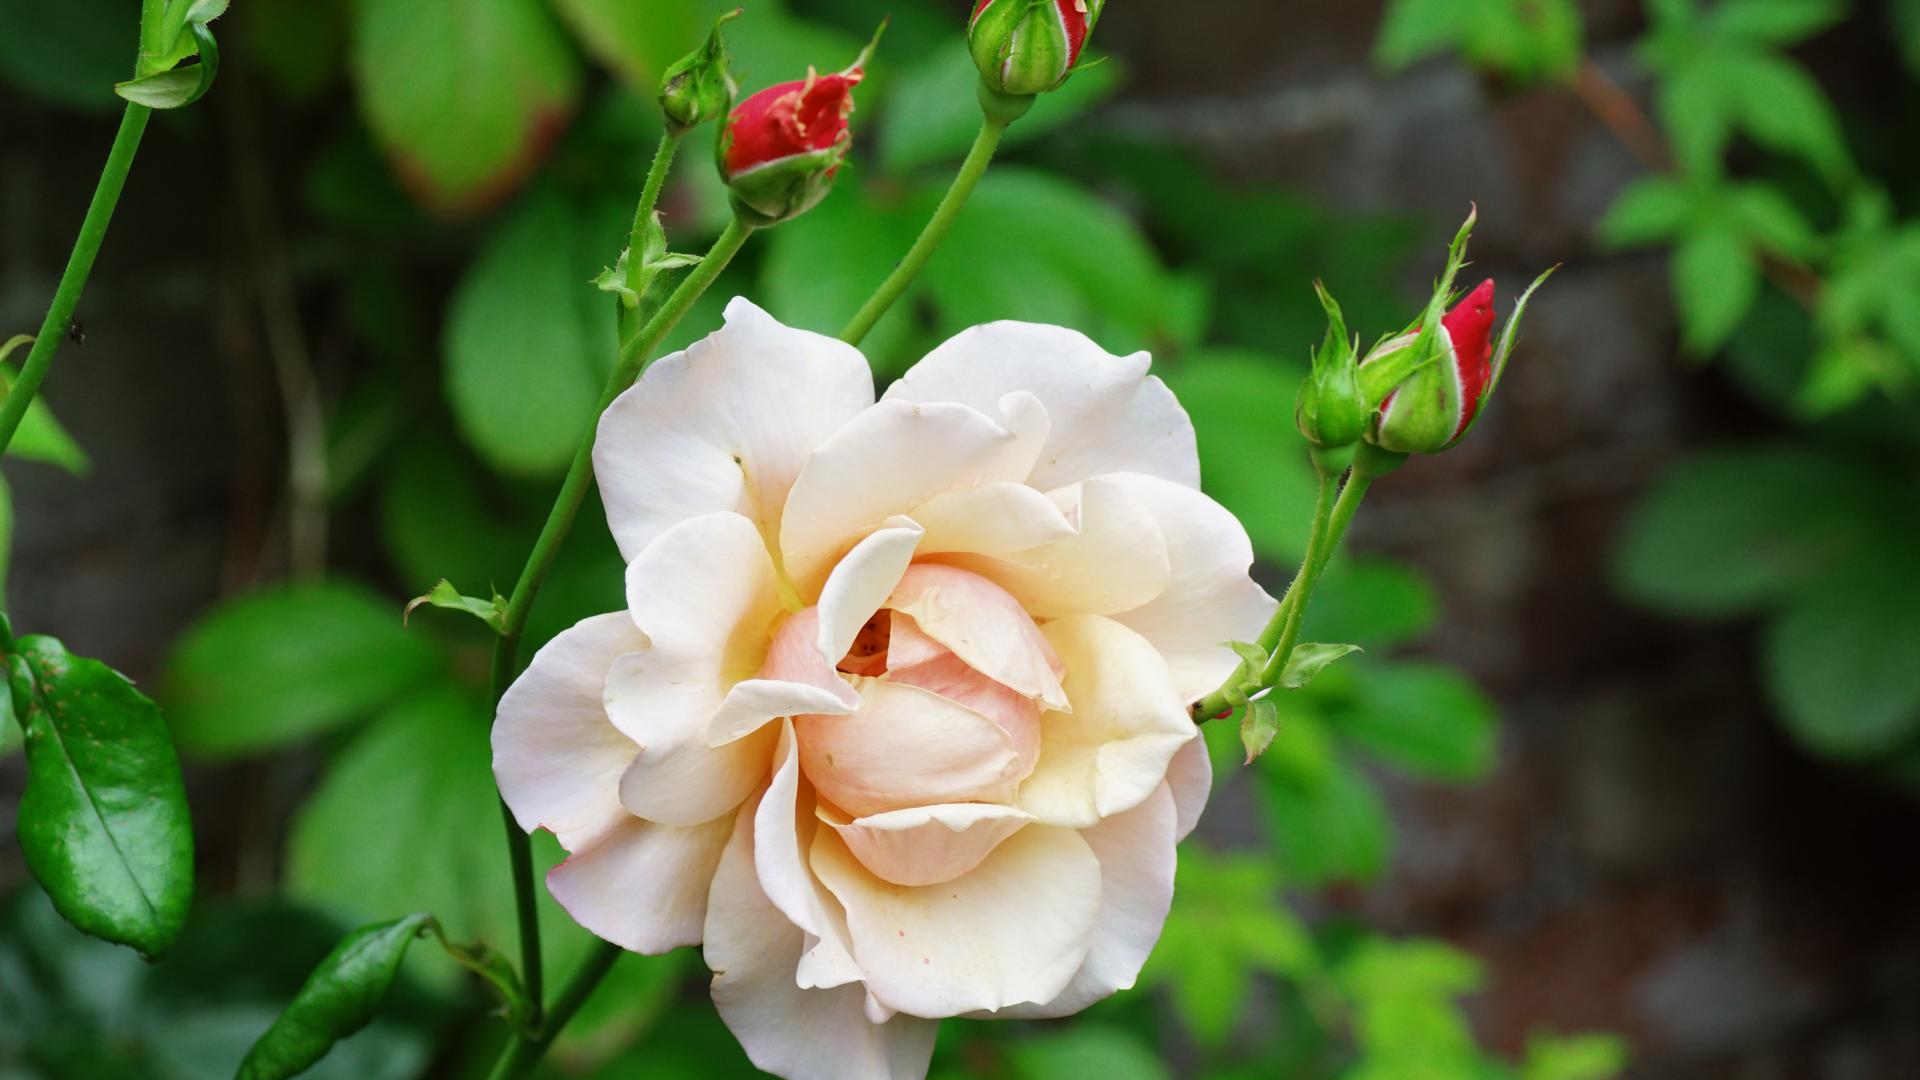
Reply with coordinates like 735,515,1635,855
0,104,151,457
837,85,1033,345
618,131,685,342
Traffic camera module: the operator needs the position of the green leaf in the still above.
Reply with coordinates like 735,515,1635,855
403,580,505,634
1521,1032,1630,1080
1240,698,1283,764
163,580,441,757
1258,754,1391,886
444,189,624,476
1611,445,1890,618
1278,642,1362,690
235,913,433,1080
1007,1026,1170,1080
7,633,193,957
759,181,923,371
1764,548,1920,759
1710,0,1844,46
242,0,346,100
1595,177,1692,248
878,44,1122,174
1306,558,1438,648
2,342,92,475
552,0,712,88
1166,349,1319,563
352,0,580,213
1374,0,1467,71
0,471,11,612
1672,224,1760,353
115,21,219,108
1721,49,1850,181
0,0,133,111
1336,662,1497,781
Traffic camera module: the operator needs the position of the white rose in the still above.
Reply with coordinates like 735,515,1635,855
493,299,1273,1079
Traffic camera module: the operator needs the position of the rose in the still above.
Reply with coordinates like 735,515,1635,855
1361,278,1499,455
969,0,1105,96
719,63,864,225
493,299,1272,1080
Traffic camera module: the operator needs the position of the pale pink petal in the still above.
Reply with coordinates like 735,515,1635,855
942,476,1171,618
779,398,1044,595
1105,472,1276,704
545,813,732,954
1020,615,1196,828
609,512,783,826
707,795,938,1080
820,802,1033,887
1164,734,1213,842
885,564,1066,710
885,321,1198,491
755,722,863,990
810,821,1103,1017
886,650,1040,778
492,613,646,853
882,611,947,669
990,784,1177,1018
908,481,1075,557
816,519,923,664
797,681,1023,818
594,297,875,561
709,679,856,746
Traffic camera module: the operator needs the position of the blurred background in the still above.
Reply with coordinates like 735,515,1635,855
5,0,1920,1077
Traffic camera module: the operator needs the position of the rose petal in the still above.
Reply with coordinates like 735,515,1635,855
545,813,733,954
908,481,1076,557
779,397,1045,594
816,518,923,664
1165,734,1213,843
810,820,1103,1017
595,297,874,561
886,650,1041,778
1019,615,1196,828
609,512,783,826
941,476,1171,618
990,784,1177,1018
884,320,1198,491
707,794,938,1080
493,612,646,853
797,681,1023,818
755,721,863,990
820,802,1034,887
885,564,1066,710
1105,472,1276,703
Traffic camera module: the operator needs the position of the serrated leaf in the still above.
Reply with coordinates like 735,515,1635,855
403,579,505,633
7,633,193,957
1278,642,1362,690
163,579,442,757
1240,698,1283,764
235,913,433,1080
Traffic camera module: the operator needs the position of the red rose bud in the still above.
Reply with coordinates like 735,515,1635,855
719,57,866,225
1358,281,1497,454
970,0,1104,97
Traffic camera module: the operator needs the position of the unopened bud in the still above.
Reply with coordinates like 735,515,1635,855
969,0,1104,97
659,9,739,134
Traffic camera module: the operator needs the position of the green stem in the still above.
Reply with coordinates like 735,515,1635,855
1256,469,1375,688
484,942,623,1080
0,104,151,457
837,86,1031,346
617,132,684,342
483,215,754,1067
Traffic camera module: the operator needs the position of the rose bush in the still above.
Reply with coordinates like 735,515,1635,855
493,299,1272,1079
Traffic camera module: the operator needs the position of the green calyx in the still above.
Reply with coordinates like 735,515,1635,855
1295,280,1367,449
659,8,740,134
723,145,847,227
970,0,1092,96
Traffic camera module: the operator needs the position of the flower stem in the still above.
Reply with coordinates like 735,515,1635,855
484,941,624,1080
837,85,1032,346
483,215,755,1064
1256,462,1380,688
617,131,685,342
0,103,151,456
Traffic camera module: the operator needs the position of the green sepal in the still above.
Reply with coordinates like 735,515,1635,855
1446,263,1558,447
659,8,740,133
724,145,847,227
1295,281,1367,448
403,579,506,634
1356,205,1479,412
1276,642,1362,690
1240,697,1283,764
8,632,194,958
117,20,220,109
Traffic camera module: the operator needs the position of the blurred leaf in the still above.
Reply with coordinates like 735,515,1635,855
1259,754,1392,886
1007,1026,1170,1080
1143,849,1315,1047
1764,546,1920,759
1307,558,1439,648
1611,445,1891,618
759,180,923,371
553,0,714,88
0,471,11,613
445,188,625,476
236,914,433,1080
1338,937,1485,1070
163,579,441,757
1336,662,1497,781
1375,0,1583,84
1278,643,1362,690
1595,177,1692,248
1672,225,1760,353
0,0,134,111
7,633,193,957
242,0,347,100
1710,0,1845,46
878,43,1121,174
1521,1032,1630,1080
352,0,580,213
1165,349,1318,563
2,347,93,475
1898,0,1920,75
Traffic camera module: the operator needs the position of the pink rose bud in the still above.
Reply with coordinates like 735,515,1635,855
970,0,1104,97
718,60,865,225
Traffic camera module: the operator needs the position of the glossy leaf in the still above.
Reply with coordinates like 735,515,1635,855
235,913,433,1080
162,580,441,757
8,632,193,956
352,0,580,213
